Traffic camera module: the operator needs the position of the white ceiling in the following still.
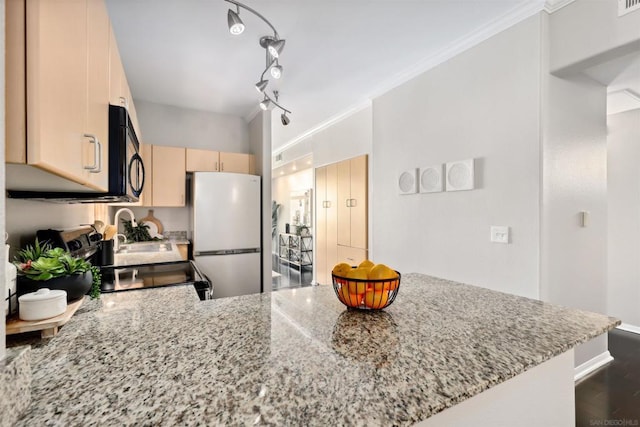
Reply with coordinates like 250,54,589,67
105,0,537,151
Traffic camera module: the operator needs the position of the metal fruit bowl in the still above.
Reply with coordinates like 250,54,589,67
331,271,401,310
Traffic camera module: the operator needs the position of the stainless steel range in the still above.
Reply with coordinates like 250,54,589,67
36,227,212,300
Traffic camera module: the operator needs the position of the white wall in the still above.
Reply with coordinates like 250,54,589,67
5,200,95,256
549,0,640,75
249,111,272,292
607,109,640,328
135,100,249,151
113,206,190,237
311,106,373,168
541,17,609,368
372,15,542,299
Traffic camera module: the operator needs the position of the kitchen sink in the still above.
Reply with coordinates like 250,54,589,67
117,241,173,254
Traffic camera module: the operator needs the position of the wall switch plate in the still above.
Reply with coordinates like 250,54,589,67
491,226,510,244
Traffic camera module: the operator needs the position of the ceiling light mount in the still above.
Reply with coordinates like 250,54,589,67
223,0,292,125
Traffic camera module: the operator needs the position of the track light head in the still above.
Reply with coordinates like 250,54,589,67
281,112,290,126
270,64,283,79
259,98,271,111
267,39,286,58
227,9,245,35
255,79,268,93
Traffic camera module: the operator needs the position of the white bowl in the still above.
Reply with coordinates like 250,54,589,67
19,288,67,321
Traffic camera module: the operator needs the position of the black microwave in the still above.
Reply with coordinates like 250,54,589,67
7,105,145,203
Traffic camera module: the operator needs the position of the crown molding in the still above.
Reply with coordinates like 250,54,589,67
272,100,371,156
543,0,576,14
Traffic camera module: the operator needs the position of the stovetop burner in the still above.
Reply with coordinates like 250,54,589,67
36,227,102,259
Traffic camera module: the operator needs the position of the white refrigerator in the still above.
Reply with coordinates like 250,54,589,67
192,172,261,298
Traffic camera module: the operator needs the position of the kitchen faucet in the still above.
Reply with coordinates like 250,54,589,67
113,208,137,252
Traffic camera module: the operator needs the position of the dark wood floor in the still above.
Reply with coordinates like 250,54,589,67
575,329,640,426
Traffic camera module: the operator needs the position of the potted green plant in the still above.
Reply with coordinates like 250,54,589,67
14,239,101,301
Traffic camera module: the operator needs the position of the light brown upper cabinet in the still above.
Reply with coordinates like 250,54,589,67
108,27,141,139
186,149,256,174
186,149,220,172
6,0,110,191
220,152,254,174
151,145,186,207
336,155,368,250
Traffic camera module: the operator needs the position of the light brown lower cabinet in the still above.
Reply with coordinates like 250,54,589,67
337,245,368,267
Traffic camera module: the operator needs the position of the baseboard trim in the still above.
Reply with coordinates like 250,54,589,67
617,323,640,335
574,351,613,382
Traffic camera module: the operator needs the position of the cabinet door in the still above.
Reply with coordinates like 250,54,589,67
108,27,125,106
315,166,327,285
6,0,27,163
151,145,186,207
84,0,110,191
326,163,339,282
26,0,90,186
336,159,351,247
249,154,256,174
186,148,219,172
220,152,250,173
349,155,368,250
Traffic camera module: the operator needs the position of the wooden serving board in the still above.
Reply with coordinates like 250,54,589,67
140,209,163,238
5,298,83,338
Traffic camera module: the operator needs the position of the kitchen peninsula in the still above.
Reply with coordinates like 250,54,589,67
10,274,618,426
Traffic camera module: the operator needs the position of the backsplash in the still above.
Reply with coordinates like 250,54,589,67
5,199,94,258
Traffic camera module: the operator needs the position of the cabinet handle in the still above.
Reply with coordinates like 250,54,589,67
181,194,185,205
326,201,332,208
83,134,102,173
221,162,224,172
346,199,351,207
215,161,219,172
350,199,357,207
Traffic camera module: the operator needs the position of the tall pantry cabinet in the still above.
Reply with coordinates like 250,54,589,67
315,155,368,285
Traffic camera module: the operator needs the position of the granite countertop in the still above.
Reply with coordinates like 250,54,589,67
10,273,619,426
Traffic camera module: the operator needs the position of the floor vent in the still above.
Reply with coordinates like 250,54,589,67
619,0,640,16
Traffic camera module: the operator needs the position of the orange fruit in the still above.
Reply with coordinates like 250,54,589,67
364,289,390,309
346,267,368,294
332,262,352,278
368,264,399,290
337,284,364,307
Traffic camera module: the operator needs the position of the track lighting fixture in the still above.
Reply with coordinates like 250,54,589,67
223,0,292,125
270,62,282,79
259,97,271,111
227,7,244,35
266,39,286,58
255,79,268,93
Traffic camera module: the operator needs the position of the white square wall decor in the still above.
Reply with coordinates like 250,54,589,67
419,164,444,193
445,159,475,191
398,169,418,195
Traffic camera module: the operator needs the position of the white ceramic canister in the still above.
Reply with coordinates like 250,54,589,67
18,288,67,321
5,244,17,316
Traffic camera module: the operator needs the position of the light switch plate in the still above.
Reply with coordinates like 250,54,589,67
490,226,509,244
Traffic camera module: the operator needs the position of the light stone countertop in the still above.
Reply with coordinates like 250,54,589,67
9,273,619,426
